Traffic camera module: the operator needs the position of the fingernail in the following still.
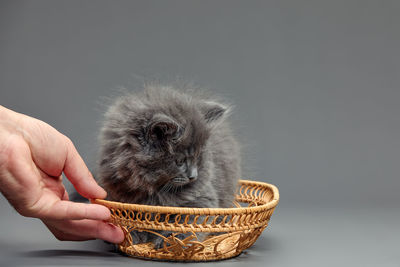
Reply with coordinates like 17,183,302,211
98,186,107,197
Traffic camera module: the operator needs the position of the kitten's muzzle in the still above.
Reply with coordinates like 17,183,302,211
171,167,198,186
171,177,190,185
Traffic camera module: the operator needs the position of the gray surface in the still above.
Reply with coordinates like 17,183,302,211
0,0,399,266
1,196,399,267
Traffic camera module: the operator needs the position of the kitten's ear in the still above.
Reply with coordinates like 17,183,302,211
148,114,180,142
200,101,230,124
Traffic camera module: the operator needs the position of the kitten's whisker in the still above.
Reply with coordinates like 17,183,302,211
160,182,173,194
165,184,171,193
159,184,167,194
168,184,174,193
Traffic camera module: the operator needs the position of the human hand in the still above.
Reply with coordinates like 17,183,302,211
0,105,124,243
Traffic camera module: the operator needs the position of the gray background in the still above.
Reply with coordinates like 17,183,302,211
0,0,399,266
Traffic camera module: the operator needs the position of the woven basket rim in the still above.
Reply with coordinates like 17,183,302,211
92,180,279,216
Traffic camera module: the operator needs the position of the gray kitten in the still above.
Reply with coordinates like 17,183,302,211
97,84,241,248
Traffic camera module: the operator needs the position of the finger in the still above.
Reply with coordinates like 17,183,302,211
43,219,125,243
75,220,125,243
42,220,94,241
63,138,107,199
42,201,111,221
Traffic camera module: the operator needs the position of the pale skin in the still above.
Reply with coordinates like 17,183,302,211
0,105,124,243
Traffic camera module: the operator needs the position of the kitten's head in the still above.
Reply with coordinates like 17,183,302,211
99,87,229,195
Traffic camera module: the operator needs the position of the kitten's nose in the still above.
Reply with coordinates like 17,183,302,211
188,167,198,180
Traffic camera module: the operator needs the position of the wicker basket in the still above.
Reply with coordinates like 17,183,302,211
92,180,279,261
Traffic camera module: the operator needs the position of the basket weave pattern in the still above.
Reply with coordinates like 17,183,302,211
93,180,279,261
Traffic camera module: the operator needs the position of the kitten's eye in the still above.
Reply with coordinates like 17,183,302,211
175,158,185,166
195,154,202,165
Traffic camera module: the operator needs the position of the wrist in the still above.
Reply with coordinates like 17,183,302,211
0,105,7,120
0,105,16,122
0,106,26,143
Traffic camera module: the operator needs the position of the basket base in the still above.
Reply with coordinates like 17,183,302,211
120,249,243,262
118,233,245,262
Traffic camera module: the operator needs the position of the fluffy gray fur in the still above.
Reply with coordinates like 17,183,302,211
97,84,241,247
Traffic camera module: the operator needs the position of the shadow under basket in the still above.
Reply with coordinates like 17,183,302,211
92,180,279,261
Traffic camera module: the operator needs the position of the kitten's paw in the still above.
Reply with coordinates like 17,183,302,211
152,236,166,250
131,230,150,245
